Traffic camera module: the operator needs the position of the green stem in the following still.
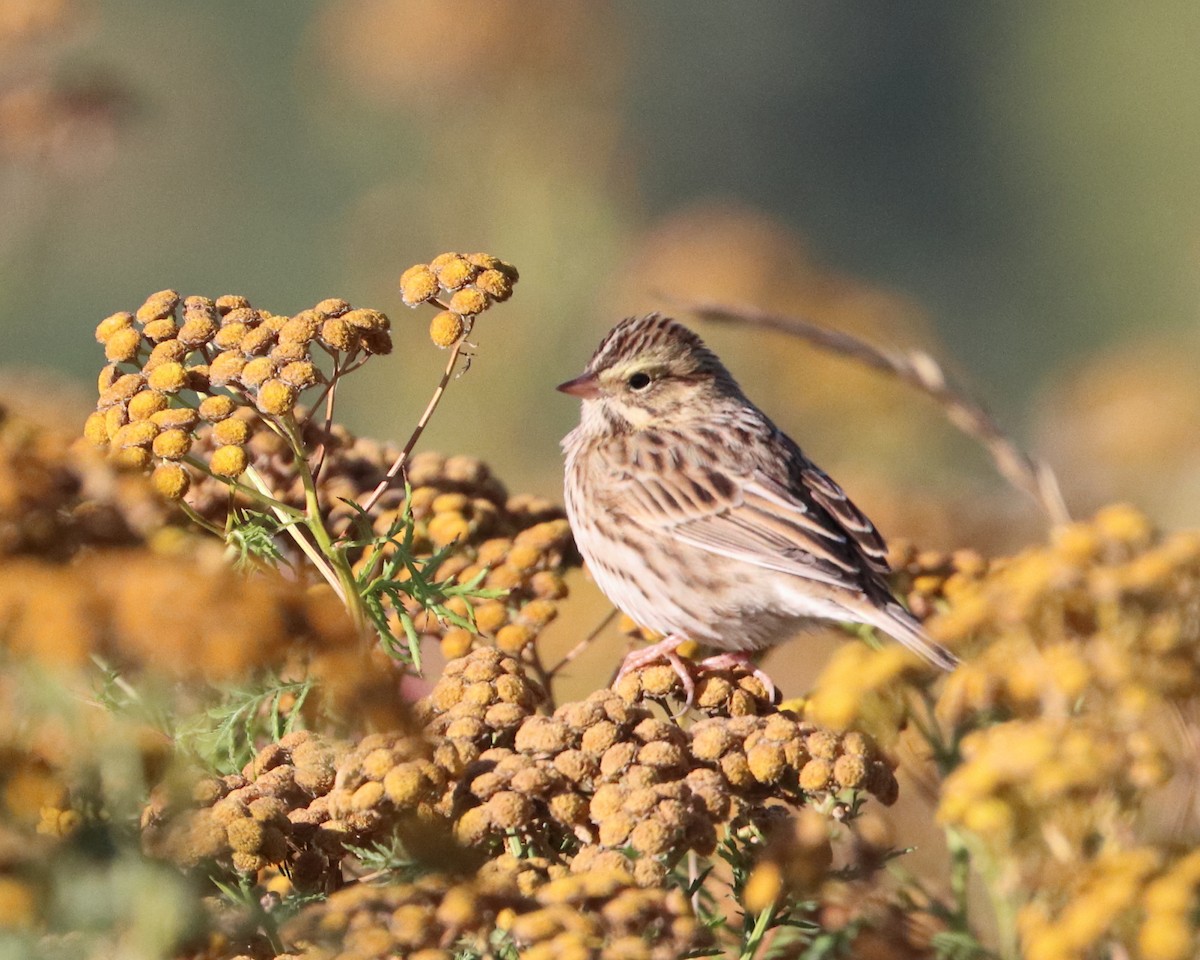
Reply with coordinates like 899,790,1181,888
177,499,229,540
276,416,371,635
242,465,345,604
182,457,304,518
946,827,972,928
952,828,1019,960
740,904,777,960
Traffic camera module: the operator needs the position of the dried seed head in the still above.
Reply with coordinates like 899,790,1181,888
212,418,251,447
465,253,501,270
95,312,134,343
279,311,321,344
515,717,572,755
215,294,250,314
151,408,199,431
400,264,439,306
104,407,128,441
486,791,534,829
359,327,393,355
98,373,145,408
152,429,192,460
83,412,109,446
240,326,277,356
833,754,868,790
495,623,533,655
257,379,298,415
429,251,463,272
152,463,191,500
476,268,514,302
183,295,217,320
279,360,320,389
798,759,833,793
127,390,169,421
210,445,249,477
313,297,350,318
270,341,309,364
147,362,188,393
136,289,180,324
448,288,487,317
111,446,152,470
344,308,388,332
178,317,218,347
239,356,277,389
112,421,158,449
104,327,142,363
142,318,179,342
97,364,121,392
209,351,246,386
144,339,189,371
320,317,357,352
436,257,478,291
198,395,237,422
213,323,248,350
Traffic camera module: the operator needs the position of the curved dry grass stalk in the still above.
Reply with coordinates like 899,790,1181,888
680,299,1071,526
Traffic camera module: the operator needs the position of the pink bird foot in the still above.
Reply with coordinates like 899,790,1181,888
696,651,778,703
613,635,696,704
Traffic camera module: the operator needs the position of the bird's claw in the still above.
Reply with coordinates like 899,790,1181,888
616,641,779,706
696,652,778,703
614,636,697,704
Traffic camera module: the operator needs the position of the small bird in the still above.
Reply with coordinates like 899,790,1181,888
558,313,957,701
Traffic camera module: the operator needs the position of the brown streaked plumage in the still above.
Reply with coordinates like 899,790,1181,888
558,313,957,700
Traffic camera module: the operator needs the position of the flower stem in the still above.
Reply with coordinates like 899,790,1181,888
740,903,776,960
241,465,345,603
276,415,371,635
359,337,466,516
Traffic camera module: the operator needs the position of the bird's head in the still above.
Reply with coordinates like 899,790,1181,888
557,313,741,431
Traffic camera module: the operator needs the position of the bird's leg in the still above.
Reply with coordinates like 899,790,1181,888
696,651,778,703
614,635,696,704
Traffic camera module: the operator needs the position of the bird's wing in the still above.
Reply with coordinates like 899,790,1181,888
610,429,892,594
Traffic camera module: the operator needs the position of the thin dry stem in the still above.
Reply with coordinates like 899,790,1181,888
359,336,467,516
310,356,341,485
243,465,346,604
547,607,619,680
681,299,1071,526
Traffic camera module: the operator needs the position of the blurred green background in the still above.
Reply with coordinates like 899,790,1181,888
4,0,1199,546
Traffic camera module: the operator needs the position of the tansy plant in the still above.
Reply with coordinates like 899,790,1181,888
84,253,518,668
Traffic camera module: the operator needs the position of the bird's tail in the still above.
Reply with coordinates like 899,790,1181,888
868,602,959,671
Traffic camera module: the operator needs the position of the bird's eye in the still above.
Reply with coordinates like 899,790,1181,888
628,371,652,390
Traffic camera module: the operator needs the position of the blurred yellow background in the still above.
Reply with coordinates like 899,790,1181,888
4,0,1200,547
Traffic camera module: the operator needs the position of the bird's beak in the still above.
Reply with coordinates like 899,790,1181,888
556,372,602,399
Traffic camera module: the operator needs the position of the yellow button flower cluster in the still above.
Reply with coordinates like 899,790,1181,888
399,252,518,348
87,290,392,499
805,503,1200,960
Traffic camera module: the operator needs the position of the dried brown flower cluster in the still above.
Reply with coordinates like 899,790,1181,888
399,252,518,348
0,396,168,558
144,728,444,887
427,649,897,869
144,645,897,960
85,290,391,498
281,862,710,960
0,544,356,678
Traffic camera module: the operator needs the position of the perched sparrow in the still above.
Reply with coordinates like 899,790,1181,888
558,313,957,701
